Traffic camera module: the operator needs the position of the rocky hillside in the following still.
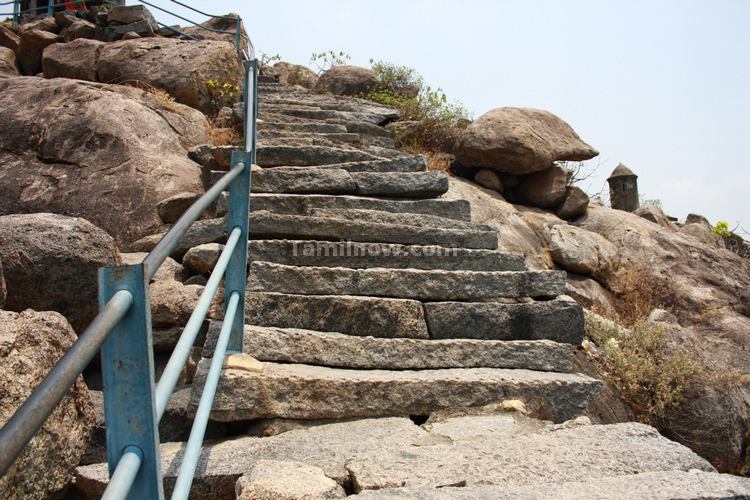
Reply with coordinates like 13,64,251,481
1,4,750,499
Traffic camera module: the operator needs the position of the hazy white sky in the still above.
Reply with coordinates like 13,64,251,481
150,0,750,234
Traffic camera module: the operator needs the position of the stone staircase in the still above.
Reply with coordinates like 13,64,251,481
191,82,604,426
73,83,750,498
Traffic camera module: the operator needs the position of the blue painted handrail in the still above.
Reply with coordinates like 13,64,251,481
0,3,258,498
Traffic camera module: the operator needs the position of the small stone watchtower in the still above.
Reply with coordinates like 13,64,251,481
608,163,639,212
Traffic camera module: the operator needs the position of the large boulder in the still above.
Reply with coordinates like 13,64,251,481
0,24,20,52
0,76,208,245
634,204,677,230
0,213,120,332
514,165,571,209
454,107,598,175
316,65,379,96
0,309,95,498
557,186,590,220
60,20,97,42
43,38,103,81
548,224,619,281
17,29,61,75
265,61,318,89
96,38,243,114
0,46,18,76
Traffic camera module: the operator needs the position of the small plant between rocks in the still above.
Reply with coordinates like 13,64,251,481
310,50,351,75
362,60,472,154
584,312,703,424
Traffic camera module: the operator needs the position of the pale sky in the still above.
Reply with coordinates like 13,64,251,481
149,0,750,235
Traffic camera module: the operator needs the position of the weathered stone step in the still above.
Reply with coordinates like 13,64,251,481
252,167,355,194
261,94,398,116
250,262,566,301
257,145,381,167
247,292,430,339
425,298,584,344
257,120,349,134
250,168,448,198
204,323,575,372
73,418,717,499
258,129,362,145
305,156,426,173
249,240,528,271
249,194,472,222
245,292,580,342
258,104,394,125
352,171,448,197
248,211,497,248
211,146,423,173
353,471,750,500
306,208,483,231
193,358,601,422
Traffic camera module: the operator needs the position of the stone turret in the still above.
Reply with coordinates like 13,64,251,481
608,163,639,212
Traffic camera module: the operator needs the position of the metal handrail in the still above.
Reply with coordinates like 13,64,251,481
171,291,240,498
143,162,244,281
0,290,134,476
137,0,235,35
165,0,236,21
153,224,242,419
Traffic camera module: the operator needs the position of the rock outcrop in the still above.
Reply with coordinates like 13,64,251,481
17,28,60,74
0,46,18,76
40,37,243,114
0,77,207,245
0,213,120,332
0,309,95,499
316,65,380,96
454,107,598,175
263,61,318,89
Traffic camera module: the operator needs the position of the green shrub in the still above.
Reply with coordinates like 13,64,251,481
712,221,750,259
362,60,471,153
585,312,703,424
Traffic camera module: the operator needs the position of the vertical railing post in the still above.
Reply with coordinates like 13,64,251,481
13,0,19,24
224,58,256,353
234,15,241,51
99,264,164,499
46,0,53,17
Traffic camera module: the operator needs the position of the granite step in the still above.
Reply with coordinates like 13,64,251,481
210,147,423,173
191,358,602,423
203,323,575,372
257,120,349,134
248,194,472,222
258,104,395,125
249,240,527,271
248,212,497,249
304,208,482,231
352,471,750,500
249,168,448,198
258,129,362,145
257,145,381,167
249,262,566,301
244,292,581,343
246,292,430,339
73,418,720,500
